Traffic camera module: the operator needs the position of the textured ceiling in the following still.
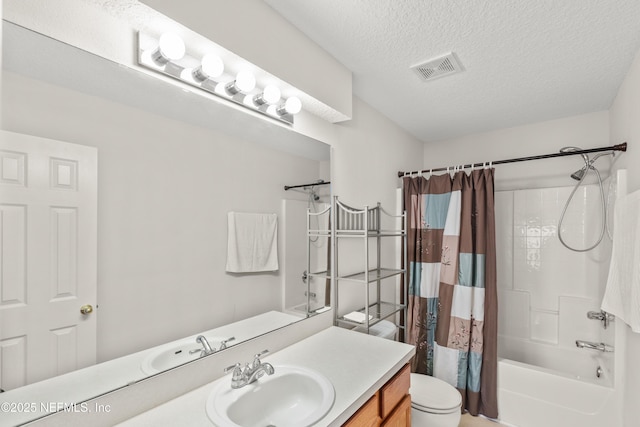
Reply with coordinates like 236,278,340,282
265,0,640,142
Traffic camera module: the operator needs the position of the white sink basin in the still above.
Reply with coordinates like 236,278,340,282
141,336,226,375
206,365,335,427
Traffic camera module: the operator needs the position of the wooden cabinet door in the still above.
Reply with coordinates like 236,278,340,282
380,364,411,419
381,394,411,427
343,392,382,427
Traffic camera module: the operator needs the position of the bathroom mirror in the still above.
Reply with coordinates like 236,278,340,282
0,21,331,424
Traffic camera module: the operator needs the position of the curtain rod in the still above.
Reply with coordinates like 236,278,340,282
284,180,331,191
397,143,627,178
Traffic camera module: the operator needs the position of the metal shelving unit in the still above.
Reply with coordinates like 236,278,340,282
330,196,407,340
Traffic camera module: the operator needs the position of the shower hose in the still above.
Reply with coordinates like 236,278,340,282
557,163,607,252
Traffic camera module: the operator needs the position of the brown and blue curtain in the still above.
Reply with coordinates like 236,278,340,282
403,169,498,418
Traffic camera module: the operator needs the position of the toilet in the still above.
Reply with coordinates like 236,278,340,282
354,322,462,427
352,319,397,340
409,373,462,427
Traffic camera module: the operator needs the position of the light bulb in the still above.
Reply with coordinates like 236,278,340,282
192,54,224,82
235,71,256,92
225,71,256,95
151,33,185,65
262,85,282,104
253,85,281,106
277,96,302,115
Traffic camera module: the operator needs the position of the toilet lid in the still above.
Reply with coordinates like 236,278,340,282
352,320,396,338
410,373,462,412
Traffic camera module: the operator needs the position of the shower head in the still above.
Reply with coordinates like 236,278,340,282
571,166,587,181
560,146,591,181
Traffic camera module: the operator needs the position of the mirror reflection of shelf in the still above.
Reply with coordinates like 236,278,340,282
307,270,330,282
304,204,332,315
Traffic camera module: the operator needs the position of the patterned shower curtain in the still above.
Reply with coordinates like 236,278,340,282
403,169,498,418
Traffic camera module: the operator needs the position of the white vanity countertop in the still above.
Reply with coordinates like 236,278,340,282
117,326,415,427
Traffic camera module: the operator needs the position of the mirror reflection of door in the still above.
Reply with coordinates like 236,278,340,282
0,131,97,390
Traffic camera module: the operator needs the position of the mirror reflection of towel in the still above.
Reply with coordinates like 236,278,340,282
226,212,279,273
602,189,640,332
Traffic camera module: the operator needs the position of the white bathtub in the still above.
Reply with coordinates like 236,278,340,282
497,359,620,427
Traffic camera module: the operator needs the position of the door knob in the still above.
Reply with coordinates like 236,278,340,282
80,304,93,315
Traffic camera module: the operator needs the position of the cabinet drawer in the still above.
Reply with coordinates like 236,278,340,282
380,364,410,419
343,391,381,427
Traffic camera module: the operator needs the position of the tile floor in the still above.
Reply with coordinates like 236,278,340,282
459,413,508,427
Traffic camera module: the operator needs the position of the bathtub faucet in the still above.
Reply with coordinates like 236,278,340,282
575,340,614,352
586,310,614,329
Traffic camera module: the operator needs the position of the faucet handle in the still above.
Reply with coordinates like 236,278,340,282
251,349,269,368
224,363,239,373
224,363,243,379
254,349,269,359
219,336,236,350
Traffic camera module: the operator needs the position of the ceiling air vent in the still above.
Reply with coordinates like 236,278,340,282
411,52,464,82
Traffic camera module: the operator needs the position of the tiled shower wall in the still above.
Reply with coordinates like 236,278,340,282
496,183,613,378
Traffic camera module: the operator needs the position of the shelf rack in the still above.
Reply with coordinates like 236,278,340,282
329,196,407,340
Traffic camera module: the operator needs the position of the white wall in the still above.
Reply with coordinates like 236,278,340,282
609,49,640,427
2,71,324,362
423,111,611,191
329,98,423,317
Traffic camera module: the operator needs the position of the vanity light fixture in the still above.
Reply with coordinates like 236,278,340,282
138,32,301,125
225,71,256,95
192,53,224,82
151,33,186,65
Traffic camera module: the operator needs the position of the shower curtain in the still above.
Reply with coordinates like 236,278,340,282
403,169,498,418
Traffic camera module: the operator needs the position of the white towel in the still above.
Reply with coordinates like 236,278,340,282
343,311,373,323
226,212,279,273
601,189,640,332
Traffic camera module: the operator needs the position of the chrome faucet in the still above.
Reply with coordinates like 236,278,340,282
190,336,235,357
224,350,275,389
575,340,614,352
196,335,216,356
587,310,614,329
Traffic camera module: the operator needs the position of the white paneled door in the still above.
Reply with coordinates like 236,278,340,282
0,130,97,391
